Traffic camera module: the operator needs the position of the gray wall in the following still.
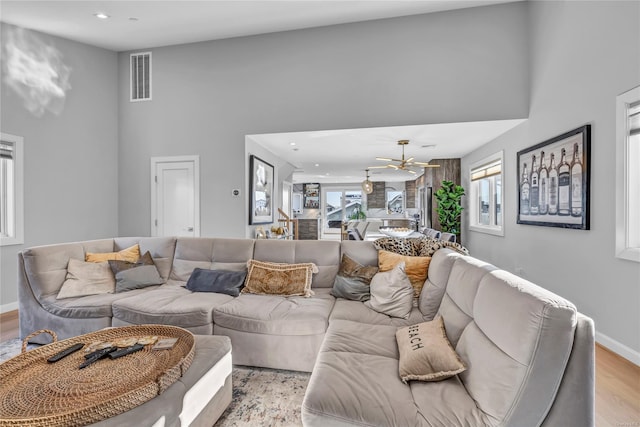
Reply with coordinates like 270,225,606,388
0,24,118,311
462,1,640,357
116,2,529,238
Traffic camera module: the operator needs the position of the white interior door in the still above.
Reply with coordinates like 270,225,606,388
151,156,200,237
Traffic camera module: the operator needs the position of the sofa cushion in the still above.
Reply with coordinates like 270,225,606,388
320,319,399,359
418,248,463,320
396,317,466,383
242,259,317,297
213,288,335,336
170,238,255,282
40,287,159,318
56,259,115,299
330,299,425,327
364,263,414,319
112,285,233,328
253,240,340,288
185,268,247,297
85,244,140,263
302,352,426,427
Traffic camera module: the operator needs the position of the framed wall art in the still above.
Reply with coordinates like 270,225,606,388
249,155,274,225
303,183,320,209
517,124,591,229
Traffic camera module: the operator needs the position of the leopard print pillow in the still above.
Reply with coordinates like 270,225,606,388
373,237,469,257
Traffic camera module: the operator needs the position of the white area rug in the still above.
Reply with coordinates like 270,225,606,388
0,338,309,426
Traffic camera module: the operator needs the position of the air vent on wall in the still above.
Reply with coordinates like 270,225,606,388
130,52,152,102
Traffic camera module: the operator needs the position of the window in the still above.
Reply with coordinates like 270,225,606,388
469,151,503,236
616,86,640,262
0,133,24,246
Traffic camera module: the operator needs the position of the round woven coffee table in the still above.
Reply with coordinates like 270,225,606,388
0,325,195,427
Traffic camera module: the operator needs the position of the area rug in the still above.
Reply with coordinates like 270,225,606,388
0,338,309,426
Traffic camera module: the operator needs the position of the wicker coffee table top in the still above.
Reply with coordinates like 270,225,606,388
0,325,195,427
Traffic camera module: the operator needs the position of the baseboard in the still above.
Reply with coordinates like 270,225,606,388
0,302,18,314
596,331,640,366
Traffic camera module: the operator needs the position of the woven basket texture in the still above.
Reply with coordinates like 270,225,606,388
0,325,195,427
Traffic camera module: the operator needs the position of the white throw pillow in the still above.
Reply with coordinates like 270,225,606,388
364,262,414,319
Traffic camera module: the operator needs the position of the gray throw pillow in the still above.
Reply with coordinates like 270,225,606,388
330,275,371,301
108,251,164,293
364,262,414,319
186,268,247,297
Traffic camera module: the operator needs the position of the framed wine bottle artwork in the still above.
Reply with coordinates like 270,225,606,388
517,125,591,229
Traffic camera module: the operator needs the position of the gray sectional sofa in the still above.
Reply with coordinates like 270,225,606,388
18,236,595,426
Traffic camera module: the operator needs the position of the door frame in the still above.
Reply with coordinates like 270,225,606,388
150,155,200,237
321,184,363,235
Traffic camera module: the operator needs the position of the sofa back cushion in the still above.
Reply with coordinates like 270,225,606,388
253,240,340,288
22,239,114,300
170,238,255,282
438,255,577,426
418,248,463,320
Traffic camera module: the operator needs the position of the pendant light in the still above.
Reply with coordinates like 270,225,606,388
361,169,373,194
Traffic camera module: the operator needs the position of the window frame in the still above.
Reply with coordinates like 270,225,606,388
469,151,504,237
0,132,24,246
615,86,640,262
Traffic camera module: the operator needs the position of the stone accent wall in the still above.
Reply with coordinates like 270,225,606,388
405,180,416,208
367,182,386,209
297,218,320,240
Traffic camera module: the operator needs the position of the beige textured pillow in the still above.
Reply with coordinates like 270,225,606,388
242,259,318,297
364,262,414,319
85,244,140,263
395,316,466,383
378,250,431,298
56,258,116,299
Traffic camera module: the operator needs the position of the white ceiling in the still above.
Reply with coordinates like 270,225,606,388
250,119,525,184
0,1,516,52
1,0,525,184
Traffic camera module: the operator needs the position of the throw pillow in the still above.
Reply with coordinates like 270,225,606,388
330,275,371,302
85,244,140,263
56,258,115,299
378,250,431,298
108,251,163,293
242,259,318,297
330,254,378,301
395,316,466,383
364,262,414,319
338,254,378,284
185,268,247,297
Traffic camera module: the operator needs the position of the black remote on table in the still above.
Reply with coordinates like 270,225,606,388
47,343,84,363
108,343,144,359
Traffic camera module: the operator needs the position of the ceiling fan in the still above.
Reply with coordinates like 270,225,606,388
369,140,440,174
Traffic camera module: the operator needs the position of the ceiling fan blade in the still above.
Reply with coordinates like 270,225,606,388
375,157,393,162
408,170,417,174
406,157,414,163
368,165,389,169
389,164,399,170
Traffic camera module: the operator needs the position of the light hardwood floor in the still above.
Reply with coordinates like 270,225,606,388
1,310,638,426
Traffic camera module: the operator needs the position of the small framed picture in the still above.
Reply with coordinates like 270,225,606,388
517,125,591,229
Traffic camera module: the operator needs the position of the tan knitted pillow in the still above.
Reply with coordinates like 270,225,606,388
242,259,318,297
396,316,466,383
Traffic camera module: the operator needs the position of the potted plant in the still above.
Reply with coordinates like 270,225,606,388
434,180,465,237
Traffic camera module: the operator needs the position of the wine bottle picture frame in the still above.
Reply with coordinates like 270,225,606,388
517,125,591,230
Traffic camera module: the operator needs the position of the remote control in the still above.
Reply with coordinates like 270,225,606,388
47,343,84,363
108,343,144,359
79,346,117,369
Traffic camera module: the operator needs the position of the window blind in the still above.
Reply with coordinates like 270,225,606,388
0,141,13,160
471,159,501,181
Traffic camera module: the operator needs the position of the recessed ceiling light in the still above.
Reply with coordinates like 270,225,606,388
94,12,110,19
289,142,296,146
128,17,139,21
314,163,319,167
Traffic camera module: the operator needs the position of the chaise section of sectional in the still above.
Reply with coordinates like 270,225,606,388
213,239,341,372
